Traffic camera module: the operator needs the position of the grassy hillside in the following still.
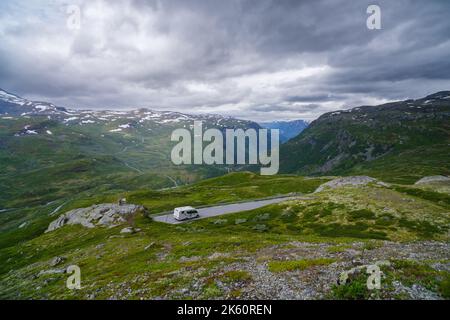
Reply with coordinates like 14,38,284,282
0,173,448,300
0,110,259,249
280,92,450,183
0,172,327,249
1,90,449,300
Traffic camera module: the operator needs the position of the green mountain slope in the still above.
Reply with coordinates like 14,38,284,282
0,90,261,246
280,92,450,183
0,173,448,300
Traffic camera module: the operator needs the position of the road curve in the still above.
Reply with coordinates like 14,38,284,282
152,196,297,224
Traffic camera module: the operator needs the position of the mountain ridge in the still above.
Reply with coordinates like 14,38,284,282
0,88,257,127
280,91,450,183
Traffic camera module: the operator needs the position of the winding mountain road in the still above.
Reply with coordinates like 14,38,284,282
152,196,300,224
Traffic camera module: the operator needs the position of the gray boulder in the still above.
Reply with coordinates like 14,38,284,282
120,227,139,234
415,175,450,185
49,256,65,267
46,203,145,233
315,176,383,193
38,268,66,277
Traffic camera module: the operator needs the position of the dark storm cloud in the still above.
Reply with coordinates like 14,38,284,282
0,0,449,120
286,94,347,103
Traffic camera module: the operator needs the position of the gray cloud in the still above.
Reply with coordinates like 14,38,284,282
0,0,449,121
286,94,347,103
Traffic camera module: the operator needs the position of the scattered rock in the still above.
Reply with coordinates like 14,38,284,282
315,176,382,192
18,222,27,229
392,281,441,300
49,256,65,267
108,235,123,239
179,256,201,262
213,219,228,225
208,252,230,260
120,227,135,234
254,213,270,221
38,268,66,277
431,262,450,272
415,175,450,185
46,203,145,232
235,218,247,224
252,224,268,232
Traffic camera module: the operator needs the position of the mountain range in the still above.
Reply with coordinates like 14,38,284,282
259,120,309,142
1,88,449,300
2,88,449,186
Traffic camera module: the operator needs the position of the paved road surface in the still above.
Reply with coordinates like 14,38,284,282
152,197,297,224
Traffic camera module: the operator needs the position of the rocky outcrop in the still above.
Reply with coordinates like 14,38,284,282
315,176,382,192
415,175,450,185
120,227,141,234
49,256,65,267
45,203,145,233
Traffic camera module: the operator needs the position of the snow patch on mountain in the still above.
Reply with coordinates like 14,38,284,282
0,88,261,132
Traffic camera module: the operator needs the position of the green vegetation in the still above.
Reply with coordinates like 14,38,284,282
0,169,328,250
361,241,382,251
330,259,450,300
330,273,373,300
0,172,449,299
280,97,450,184
389,260,449,294
219,271,252,284
127,172,328,214
188,183,448,242
439,276,450,299
268,258,336,272
202,282,223,299
0,112,265,247
391,185,450,209
1,93,450,300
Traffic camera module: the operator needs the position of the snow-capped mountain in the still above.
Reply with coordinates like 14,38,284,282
0,88,259,130
0,88,67,116
0,88,27,105
0,88,262,201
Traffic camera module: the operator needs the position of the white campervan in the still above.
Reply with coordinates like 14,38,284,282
173,206,199,221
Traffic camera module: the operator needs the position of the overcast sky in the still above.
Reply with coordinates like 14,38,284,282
0,0,449,121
